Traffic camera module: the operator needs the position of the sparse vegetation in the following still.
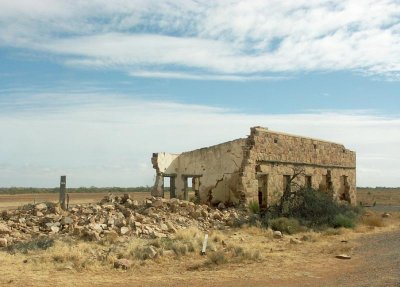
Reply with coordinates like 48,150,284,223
247,200,260,214
270,188,361,230
207,250,227,265
7,236,54,254
332,214,355,228
269,217,303,234
361,213,386,227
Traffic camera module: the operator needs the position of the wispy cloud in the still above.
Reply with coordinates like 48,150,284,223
0,93,399,187
129,70,287,81
0,1,399,80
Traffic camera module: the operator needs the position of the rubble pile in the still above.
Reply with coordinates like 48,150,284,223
0,194,249,246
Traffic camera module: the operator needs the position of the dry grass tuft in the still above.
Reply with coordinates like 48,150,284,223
207,250,227,265
361,214,386,228
322,241,355,255
322,228,345,236
241,225,273,238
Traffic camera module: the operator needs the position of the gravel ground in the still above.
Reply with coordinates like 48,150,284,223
307,229,400,287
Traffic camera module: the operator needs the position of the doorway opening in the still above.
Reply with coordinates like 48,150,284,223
163,175,176,199
339,175,350,202
182,175,201,201
257,174,269,209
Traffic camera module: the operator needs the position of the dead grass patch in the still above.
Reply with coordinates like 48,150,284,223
360,212,386,228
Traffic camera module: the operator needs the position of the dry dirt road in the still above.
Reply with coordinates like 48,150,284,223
276,229,400,287
157,229,400,287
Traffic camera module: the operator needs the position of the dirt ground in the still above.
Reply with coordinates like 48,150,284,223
0,192,154,210
0,214,399,287
0,189,399,286
357,188,400,206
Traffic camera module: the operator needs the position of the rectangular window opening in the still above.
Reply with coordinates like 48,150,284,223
283,175,291,192
305,176,312,189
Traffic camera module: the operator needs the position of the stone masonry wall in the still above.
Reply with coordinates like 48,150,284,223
239,127,356,205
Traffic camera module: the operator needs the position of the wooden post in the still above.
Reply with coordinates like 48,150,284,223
201,234,208,255
59,175,66,210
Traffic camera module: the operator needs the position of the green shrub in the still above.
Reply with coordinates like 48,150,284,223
270,188,360,229
248,200,260,214
332,214,355,228
269,217,302,234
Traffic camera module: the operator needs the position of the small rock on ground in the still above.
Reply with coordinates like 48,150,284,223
336,254,351,260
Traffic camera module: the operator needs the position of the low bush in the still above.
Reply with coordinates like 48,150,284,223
270,188,360,229
7,237,54,254
269,217,303,234
207,250,227,265
332,214,355,228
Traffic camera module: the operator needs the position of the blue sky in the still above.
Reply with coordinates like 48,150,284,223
0,0,399,187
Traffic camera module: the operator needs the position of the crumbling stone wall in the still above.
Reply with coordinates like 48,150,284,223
152,139,246,204
152,127,356,206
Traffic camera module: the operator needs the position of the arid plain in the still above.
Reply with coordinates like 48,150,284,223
0,188,399,287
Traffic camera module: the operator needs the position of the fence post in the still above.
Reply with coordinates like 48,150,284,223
60,175,66,210
201,234,208,255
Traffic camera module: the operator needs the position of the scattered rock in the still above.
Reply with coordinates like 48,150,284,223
273,231,283,239
382,212,391,218
0,194,249,246
143,246,158,259
114,258,132,270
120,227,130,235
152,199,163,208
0,223,11,234
290,238,302,244
35,203,47,211
336,254,351,260
152,231,167,238
160,223,168,231
0,238,7,247
61,217,74,225
50,226,60,233
217,202,226,210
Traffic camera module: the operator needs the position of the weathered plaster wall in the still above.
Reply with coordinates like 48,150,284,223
152,139,246,204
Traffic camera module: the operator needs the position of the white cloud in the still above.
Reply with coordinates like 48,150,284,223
0,94,399,187
129,70,287,81
0,0,399,79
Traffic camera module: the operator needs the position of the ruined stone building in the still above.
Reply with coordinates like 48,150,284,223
151,127,356,207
